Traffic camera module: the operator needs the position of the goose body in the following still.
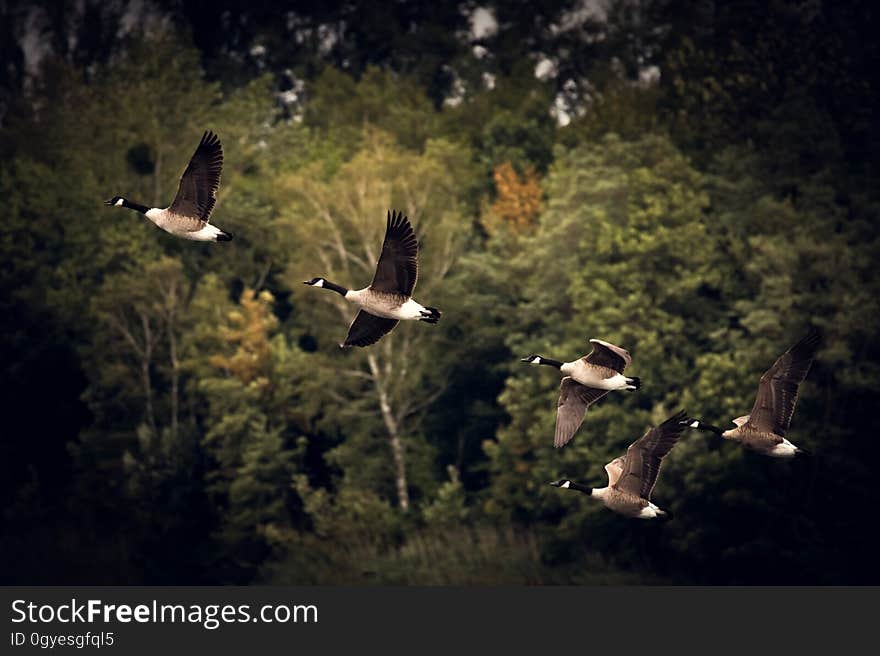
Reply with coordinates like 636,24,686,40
105,130,232,242
589,486,665,519
521,339,641,447
551,410,691,519
691,330,821,458
723,429,800,458
343,288,431,321
304,210,441,348
143,208,229,242
560,359,631,390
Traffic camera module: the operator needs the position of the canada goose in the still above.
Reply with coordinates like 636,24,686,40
521,339,641,447
550,410,691,519
304,210,441,348
104,130,232,242
690,330,821,457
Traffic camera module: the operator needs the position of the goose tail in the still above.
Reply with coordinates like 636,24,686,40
419,306,442,324
656,508,674,522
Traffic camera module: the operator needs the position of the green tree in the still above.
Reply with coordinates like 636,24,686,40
481,133,726,572
279,129,475,511
190,284,310,581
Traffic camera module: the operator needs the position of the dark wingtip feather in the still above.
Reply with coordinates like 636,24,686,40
199,129,222,150
664,409,689,429
387,209,410,231
384,209,416,243
797,328,823,352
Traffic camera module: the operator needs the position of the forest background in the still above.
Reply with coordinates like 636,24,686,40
1,0,878,584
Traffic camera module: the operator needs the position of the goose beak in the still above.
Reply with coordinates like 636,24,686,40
103,199,114,205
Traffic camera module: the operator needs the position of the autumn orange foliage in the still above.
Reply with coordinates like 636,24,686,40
209,289,278,385
485,162,543,234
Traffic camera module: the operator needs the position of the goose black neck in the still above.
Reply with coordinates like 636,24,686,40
321,280,349,297
123,199,150,214
692,420,723,436
538,357,564,369
568,481,594,495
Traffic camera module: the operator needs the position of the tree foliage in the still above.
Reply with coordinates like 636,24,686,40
2,6,879,585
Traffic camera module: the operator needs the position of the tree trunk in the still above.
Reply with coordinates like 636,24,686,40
168,316,179,440
140,312,157,435
367,353,409,511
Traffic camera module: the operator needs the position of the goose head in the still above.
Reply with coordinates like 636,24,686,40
549,478,572,489
303,278,326,288
104,196,125,207
520,354,543,365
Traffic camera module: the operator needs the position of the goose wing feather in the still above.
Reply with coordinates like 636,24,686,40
582,339,632,373
554,378,609,448
369,210,419,297
342,310,399,348
747,330,821,436
614,410,689,500
167,130,224,230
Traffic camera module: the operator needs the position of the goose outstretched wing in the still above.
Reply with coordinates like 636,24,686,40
747,330,821,436
369,210,419,297
342,310,399,348
582,339,632,373
554,378,609,448
167,130,223,229
614,410,689,500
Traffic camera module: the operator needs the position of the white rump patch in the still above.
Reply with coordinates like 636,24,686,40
600,373,630,390
769,438,799,458
637,503,661,519
184,223,225,242
395,298,426,320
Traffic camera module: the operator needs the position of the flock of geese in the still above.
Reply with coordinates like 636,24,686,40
106,130,822,522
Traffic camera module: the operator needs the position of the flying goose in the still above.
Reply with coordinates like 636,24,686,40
521,339,640,447
690,330,821,457
549,410,691,519
105,130,232,242
304,210,441,348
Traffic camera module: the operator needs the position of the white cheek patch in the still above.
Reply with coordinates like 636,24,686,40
532,357,541,364
115,198,124,207
315,279,325,287
690,420,700,428
561,481,571,489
